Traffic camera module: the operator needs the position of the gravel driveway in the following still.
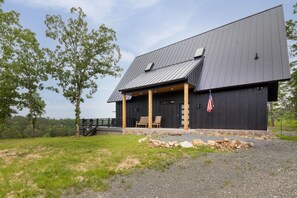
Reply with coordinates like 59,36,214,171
71,135,297,198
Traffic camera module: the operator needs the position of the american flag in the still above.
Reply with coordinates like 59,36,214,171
207,92,214,112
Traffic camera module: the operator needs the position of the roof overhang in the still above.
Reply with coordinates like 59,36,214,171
119,58,203,93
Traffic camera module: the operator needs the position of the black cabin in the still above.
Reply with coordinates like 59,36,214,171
108,5,290,131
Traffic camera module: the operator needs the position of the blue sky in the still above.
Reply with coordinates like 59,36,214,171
3,0,296,119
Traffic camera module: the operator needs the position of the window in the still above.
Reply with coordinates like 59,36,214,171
145,62,154,72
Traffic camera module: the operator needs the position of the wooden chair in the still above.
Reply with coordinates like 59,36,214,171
152,116,162,128
136,116,148,127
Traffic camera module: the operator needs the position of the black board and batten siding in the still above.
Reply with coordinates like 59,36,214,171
116,86,267,130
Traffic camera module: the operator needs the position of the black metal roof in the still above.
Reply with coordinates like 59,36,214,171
108,5,290,103
120,59,202,92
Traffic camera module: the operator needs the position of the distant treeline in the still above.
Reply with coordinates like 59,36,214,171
0,116,75,139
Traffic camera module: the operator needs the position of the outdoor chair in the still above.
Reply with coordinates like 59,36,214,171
152,116,162,128
136,116,148,127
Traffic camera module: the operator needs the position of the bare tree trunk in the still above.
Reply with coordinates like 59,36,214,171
0,123,3,139
28,90,35,138
269,102,275,127
295,101,297,120
75,93,81,137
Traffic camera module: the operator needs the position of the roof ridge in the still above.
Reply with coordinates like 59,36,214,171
135,5,283,59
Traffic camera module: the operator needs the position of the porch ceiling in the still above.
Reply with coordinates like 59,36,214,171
127,83,194,97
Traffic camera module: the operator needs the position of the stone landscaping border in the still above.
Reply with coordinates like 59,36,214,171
138,136,254,151
123,128,274,139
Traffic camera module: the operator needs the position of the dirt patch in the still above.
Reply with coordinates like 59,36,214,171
70,148,112,172
0,149,18,164
71,156,102,172
116,158,140,171
0,148,45,166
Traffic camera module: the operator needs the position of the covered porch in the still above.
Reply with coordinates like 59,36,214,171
121,83,191,130
119,57,204,131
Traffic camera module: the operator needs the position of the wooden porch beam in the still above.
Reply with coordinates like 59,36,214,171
122,94,126,128
184,83,189,130
148,90,153,129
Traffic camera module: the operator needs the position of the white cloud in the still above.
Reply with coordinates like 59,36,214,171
138,25,186,54
11,0,115,22
10,0,161,24
133,10,196,54
126,0,161,9
120,50,135,63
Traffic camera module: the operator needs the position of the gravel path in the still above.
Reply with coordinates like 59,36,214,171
70,135,297,198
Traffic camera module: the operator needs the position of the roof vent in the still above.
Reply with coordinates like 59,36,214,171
194,47,205,59
145,62,154,72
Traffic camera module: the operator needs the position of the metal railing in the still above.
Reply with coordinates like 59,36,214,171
80,118,136,128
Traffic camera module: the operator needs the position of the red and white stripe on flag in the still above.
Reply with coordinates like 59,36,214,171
207,92,214,112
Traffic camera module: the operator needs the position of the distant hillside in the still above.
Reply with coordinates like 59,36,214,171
0,116,75,139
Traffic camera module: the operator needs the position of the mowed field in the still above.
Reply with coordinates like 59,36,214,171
0,135,212,197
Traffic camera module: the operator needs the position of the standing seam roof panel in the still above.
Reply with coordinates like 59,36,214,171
255,12,265,83
120,59,202,92
263,10,273,82
271,8,283,80
278,7,290,79
108,6,290,103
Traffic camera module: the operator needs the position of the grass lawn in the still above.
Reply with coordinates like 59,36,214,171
0,135,213,197
277,134,297,142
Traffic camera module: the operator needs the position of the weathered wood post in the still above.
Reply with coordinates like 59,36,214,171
122,94,126,128
184,83,189,130
148,90,153,129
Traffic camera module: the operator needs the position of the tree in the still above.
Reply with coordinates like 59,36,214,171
286,3,297,119
45,7,122,136
0,3,21,133
1,3,47,138
13,28,47,138
25,93,46,137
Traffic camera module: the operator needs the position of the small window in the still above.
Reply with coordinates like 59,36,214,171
194,47,205,59
145,62,154,72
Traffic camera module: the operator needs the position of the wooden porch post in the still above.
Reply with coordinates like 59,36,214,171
148,90,153,129
122,94,126,128
184,83,189,130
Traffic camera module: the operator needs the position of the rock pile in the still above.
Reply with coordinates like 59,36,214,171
148,139,180,148
206,138,254,151
139,137,253,151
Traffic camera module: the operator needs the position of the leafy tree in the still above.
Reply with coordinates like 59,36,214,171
14,28,47,138
0,3,21,135
1,3,47,137
24,93,46,137
286,3,297,119
45,7,122,136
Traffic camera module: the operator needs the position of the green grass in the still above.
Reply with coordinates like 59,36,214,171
268,119,297,132
0,135,213,197
277,134,297,142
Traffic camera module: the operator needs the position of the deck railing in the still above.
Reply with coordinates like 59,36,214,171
80,118,136,128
